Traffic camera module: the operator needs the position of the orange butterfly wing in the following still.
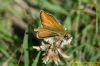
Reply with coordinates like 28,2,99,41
36,10,66,39
40,10,65,36
36,28,57,38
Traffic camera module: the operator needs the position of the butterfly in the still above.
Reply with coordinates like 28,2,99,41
35,10,72,46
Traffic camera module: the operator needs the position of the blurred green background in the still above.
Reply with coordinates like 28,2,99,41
0,0,99,66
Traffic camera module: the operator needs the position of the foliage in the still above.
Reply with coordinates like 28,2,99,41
0,0,99,66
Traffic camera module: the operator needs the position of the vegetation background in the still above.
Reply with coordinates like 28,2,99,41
0,0,99,66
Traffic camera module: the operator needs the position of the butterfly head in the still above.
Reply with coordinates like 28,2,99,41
61,33,72,45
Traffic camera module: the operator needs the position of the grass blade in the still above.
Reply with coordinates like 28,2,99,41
23,28,29,66
32,51,41,66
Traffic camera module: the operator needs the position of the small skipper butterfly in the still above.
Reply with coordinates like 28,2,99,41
35,10,72,45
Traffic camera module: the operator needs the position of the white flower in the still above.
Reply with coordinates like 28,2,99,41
33,38,72,65
33,34,72,65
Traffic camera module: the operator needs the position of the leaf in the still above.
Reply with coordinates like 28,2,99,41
23,28,29,66
63,15,72,31
32,51,41,66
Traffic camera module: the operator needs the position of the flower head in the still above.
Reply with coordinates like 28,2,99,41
33,36,72,65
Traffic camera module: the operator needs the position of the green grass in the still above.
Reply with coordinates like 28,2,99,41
23,28,29,66
0,0,99,66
